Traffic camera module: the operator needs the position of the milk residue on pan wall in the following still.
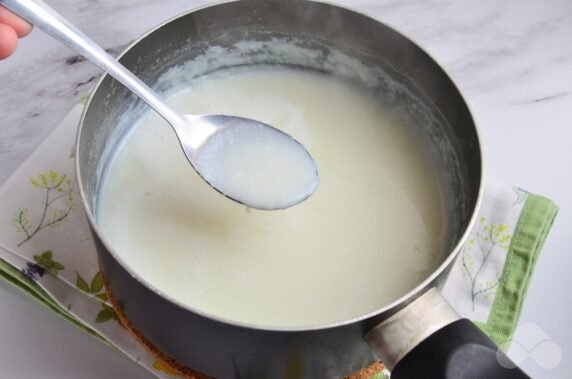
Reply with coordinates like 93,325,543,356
97,64,447,328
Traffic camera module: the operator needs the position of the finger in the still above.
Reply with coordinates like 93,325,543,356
0,6,32,38
0,23,18,59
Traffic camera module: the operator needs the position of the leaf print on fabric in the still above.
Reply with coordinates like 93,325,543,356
21,250,65,282
76,271,123,327
460,217,512,311
90,271,104,293
33,250,65,275
76,272,90,293
96,304,121,324
12,170,75,247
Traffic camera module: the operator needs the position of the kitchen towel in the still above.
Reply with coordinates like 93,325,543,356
0,104,558,378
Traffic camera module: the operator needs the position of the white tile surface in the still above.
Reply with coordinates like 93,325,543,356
0,0,570,377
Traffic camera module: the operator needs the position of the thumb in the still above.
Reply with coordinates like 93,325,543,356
0,5,33,37
0,23,18,59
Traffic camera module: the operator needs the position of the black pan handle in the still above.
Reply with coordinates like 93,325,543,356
391,318,529,379
365,289,530,379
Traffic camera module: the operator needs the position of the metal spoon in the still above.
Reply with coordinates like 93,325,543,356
2,0,319,210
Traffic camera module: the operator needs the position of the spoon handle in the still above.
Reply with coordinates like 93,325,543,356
1,0,185,126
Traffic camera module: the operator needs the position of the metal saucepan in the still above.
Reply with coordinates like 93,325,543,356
73,0,528,377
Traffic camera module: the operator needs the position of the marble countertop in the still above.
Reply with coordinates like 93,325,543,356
1,0,571,378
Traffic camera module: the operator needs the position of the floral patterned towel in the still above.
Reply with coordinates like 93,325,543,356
0,105,558,378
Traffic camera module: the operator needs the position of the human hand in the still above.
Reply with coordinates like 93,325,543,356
0,6,32,59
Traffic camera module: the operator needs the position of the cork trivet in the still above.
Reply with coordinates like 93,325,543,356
103,277,384,378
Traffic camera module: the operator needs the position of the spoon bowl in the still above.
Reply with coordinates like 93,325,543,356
179,113,319,210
